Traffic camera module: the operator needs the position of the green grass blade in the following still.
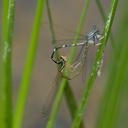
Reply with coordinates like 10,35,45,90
68,0,90,61
96,3,128,127
71,0,119,127
0,0,15,128
47,0,90,127
46,0,56,45
46,1,84,127
13,1,46,128
64,83,84,128
95,0,106,22
99,32,128,128
95,0,116,51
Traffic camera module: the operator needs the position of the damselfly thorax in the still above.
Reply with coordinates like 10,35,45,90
51,25,103,79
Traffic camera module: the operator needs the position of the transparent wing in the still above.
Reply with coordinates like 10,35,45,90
74,43,86,62
42,73,61,127
43,21,84,37
73,44,89,80
60,44,89,80
53,38,86,46
81,45,89,81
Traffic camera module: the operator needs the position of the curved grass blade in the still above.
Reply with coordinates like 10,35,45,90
95,0,116,52
13,1,46,128
96,3,128,127
46,0,56,46
71,0,119,127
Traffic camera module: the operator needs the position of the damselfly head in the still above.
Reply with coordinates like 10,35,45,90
60,56,67,62
85,25,103,45
85,26,98,39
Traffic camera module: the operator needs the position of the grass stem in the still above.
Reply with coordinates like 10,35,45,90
47,0,90,127
13,1,46,128
71,0,119,127
46,1,84,127
0,0,15,128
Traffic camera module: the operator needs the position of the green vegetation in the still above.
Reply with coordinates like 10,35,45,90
0,0,128,128
0,0,15,128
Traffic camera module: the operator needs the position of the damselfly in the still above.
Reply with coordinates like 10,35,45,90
51,25,103,79
42,26,103,126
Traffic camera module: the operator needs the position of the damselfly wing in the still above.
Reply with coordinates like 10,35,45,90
42,73,61,127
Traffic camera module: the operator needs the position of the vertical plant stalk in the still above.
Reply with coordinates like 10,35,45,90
64,84,84,128
95,0,116,52
46,0,56,45
46,1,84,127
98,34,128,128
13,1,46,128
47,0,90,127
71,0,119,127
0,0,15,128
96,3,128,127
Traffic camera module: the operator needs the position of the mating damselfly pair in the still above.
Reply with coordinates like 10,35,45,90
51,25,104,79
42,26,103,125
